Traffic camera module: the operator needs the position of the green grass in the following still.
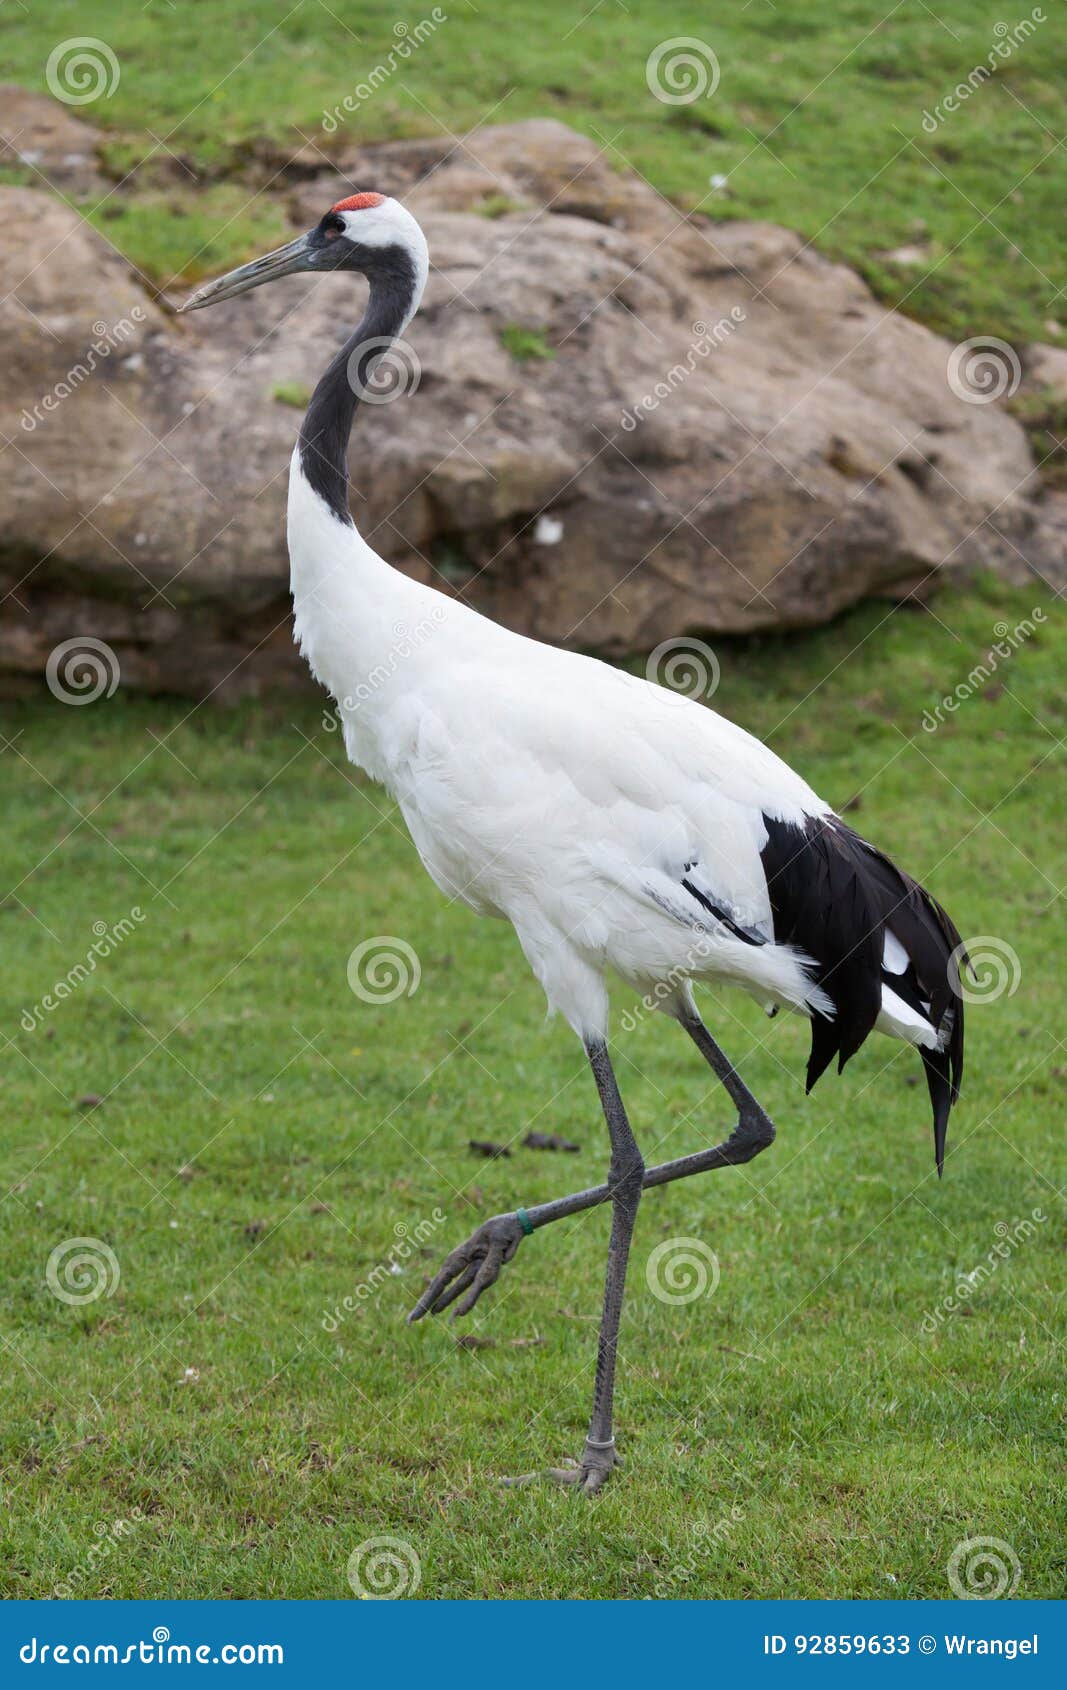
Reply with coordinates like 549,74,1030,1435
3,1,1064,339
271,380,314,410
498,323,556,363
84,186,290,289
1,580,1063,1599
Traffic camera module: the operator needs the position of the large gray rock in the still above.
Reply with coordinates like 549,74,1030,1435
0,115,1052,697
0,83,110,197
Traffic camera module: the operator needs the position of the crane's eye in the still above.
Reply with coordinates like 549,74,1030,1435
323,215,346,240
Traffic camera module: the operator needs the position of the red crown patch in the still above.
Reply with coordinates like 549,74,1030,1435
331,192,386,212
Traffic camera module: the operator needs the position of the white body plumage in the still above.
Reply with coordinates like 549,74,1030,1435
288,456,936,1053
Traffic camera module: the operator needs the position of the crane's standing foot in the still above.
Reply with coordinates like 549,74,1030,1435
548,1437,622,1494
497,1440,621,1493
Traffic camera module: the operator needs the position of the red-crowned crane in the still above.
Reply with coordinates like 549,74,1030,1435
181,192,966,1493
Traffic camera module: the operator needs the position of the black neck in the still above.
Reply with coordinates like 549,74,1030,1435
297,246,418,524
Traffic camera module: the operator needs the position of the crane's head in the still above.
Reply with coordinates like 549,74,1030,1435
178,192,428,316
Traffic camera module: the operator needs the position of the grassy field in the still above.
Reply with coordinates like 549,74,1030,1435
2,1,1065,342
1,580,1063,1599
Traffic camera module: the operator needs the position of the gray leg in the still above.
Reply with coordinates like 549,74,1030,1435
408,1011,774,1308
550,1038,644,1493
549,1007,775,1212
673,1004,777,1161
408,1011,774,1484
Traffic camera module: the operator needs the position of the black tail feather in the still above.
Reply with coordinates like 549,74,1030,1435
806,1010,838,1095
760,813,966,1172
921,1045,953,1179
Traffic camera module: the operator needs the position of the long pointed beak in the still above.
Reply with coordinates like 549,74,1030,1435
177,232,314,312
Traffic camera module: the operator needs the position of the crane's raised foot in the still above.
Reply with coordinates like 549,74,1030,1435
406,1212,526,1322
